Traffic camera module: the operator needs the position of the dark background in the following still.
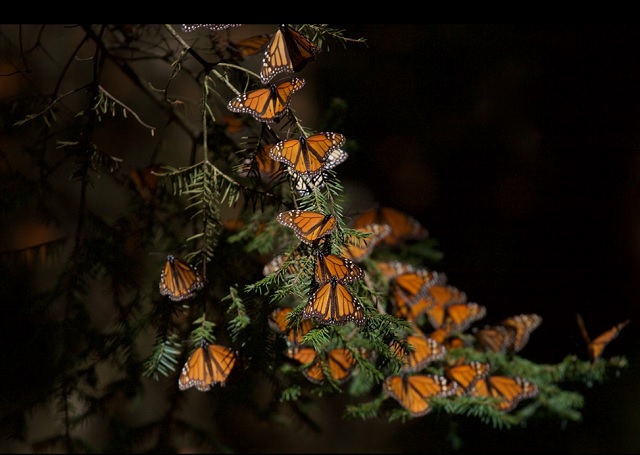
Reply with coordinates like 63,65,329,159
305,24,640,453
1,24,639,453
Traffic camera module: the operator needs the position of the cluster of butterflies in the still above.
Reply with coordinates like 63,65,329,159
160,26,631,412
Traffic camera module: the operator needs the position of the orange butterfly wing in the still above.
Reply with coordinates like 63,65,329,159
424,285,468,329
585,317,630,361
383,374,458,417
260,24,319,84
227,77,305,123
314,252,364,285
276,210,337,246
441,302,487,333
229,33,272,58
159,255,205,302
500,313,542,353
475,324,517,353
471,375,539,412
391,334,447,373
341,224,391,262
302,348,357,384
270,132,347,176
444,361,491,394
178,341,237,391
352,207,428,245
303,277,365,326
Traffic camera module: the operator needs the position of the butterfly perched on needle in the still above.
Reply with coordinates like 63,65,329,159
276,210,337,246
383,373,458,417
269,132,347,176
444,361,491,395
390,327,447,373
291,346,359,385
159,255,205,302
352,207,429,246
259,24,320,85
500,313,542,353
227,77,305,123
303,276,365,326
576,313,630,362
467,374,539,412
178,340,237,391
314,251,365,285
340,223,391,262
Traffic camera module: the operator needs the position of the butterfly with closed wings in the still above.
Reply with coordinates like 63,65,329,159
259,24,320,84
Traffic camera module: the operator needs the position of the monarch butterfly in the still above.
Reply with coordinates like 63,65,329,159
269,307,314,357
228,33,272,59
259,24,320,85
576,314,630,362
341,224,391,262
182,24,242,32
428,328,469,350
423,284,469,329
390,332,447,373
500,313,542,353
269,132,347,176
391,270,445,321
437,302,487,334
262,249,306,277
474,324,517,353
444,361,491,395
383,373,458,417
159,255,205,302
276,210,337,246
468,375,539,412
178,340,237,391
292,347,358,385
239,143,284,181
227,77,305,123
303,276,365,326
352,207,429,246
314,251,364,285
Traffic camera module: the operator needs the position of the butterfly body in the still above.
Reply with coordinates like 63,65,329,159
270,132,347,176
304,276,365,326
159,255,205,302
178,341,237,391
260,24,320,84
227,77,305,123
276,210,337,246
383,373,458,417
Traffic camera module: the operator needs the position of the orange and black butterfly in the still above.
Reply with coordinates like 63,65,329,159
438,302,487,334
428,328,469,350
383,373,458,417
269,307,314,357
500,313,542,353
444,361,491,395
391,270,446,321
292,347,358,385
228,33,272,59
576,314,630,362
341,224,391,262
159,255,205,302
269,132,347,176
178,340,237,391
262,248,306,277
423,284,469,329
227,77,305,123
390,331,447,373
303,276,365,326
239,143,284,181
259,24,320,84
474,324,517,353
468,375,539,412
314,251,364,285
352,207,429,246
276,210,337,246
